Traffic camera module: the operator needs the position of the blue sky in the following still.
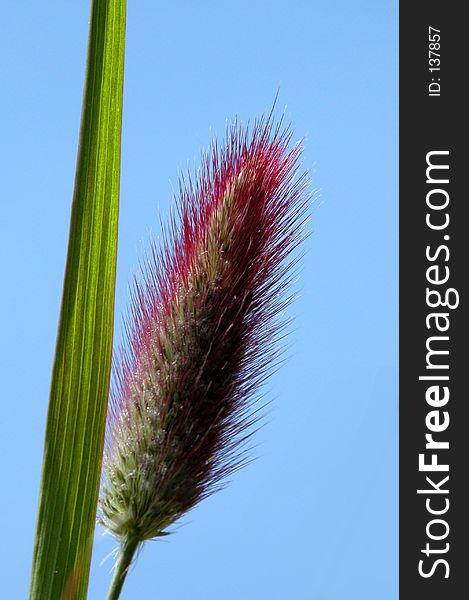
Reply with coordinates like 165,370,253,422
0,1,397,598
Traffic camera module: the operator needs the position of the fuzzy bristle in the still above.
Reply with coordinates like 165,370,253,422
99,117,309,542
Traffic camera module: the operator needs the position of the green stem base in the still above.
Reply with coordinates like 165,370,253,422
106,537,140,600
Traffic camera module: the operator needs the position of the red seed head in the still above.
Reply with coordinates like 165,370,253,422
99,116,310,541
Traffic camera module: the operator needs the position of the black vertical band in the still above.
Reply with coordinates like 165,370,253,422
400,3,467,597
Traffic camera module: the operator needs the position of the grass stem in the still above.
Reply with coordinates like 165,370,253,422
106,537,140,600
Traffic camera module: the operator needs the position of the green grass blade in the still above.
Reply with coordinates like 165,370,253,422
29,1,126,598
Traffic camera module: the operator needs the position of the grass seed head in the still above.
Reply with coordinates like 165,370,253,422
99,116,309,542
